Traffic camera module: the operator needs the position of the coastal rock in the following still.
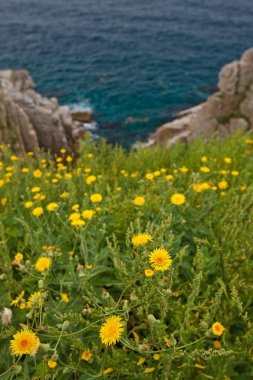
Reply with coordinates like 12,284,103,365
71,110,93,123
145,47,253,148
0,70,85,154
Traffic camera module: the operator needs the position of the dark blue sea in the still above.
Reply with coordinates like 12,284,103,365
0,0,253,146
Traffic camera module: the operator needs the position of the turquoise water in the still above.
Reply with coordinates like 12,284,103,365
0,0,253,146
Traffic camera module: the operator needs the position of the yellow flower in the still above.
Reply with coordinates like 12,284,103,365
218,180,228,190
144,269,154,278
33,169,42,178
31,187,41,193
170,193,185,205
201,156,208,162
90,193,102,203
244,139,253,144
10,329,40,356
32,207,44,217
81,349,92,361
11,291,25,307
131,233,152,247
231,170,239,176
213,340,222,349
211,322,225,336
166,174,174,181
61,293,70,303
35,257,52,272
25,201,33,209
99,315,124,346
153,353,160,360
46,202,59,212
149,248,172,271
180,166,188,173
48,360,57,369
86,175,96,185
72,204,80,211
1,197,7,206
26,291,43,308
133,196,145,206
66,155,73,163
33,193,46,201
224,157,232,164
0,179,4,187
145,173,154,181
71,219,86,227
15,253,23,261
82,210,95,220
22,167,30,173
69,212,80,221
60,192,69,198
200,166,210,173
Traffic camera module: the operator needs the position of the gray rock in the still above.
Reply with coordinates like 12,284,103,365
0,69,86,154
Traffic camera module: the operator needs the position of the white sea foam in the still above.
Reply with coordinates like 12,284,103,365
67,100,93,113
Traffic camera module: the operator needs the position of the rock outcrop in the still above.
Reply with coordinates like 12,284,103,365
144,47,253,148
0,70,85,154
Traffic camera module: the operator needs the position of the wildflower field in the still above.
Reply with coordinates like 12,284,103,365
0,133,253,379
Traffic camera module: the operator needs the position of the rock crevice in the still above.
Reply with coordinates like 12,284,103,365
144,47,253,148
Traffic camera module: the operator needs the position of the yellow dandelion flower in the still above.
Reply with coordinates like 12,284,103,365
33,169,42,178
144,269,154,278
69,212,80,221
131,233,152,247
201,156,208,162
10,329,40,356
170,193,185,205
153,353,160,360
32,207,44,217
149,248,172,271
22,167,30,173
86,175,96,185
90,193,102,203
46,202,59,212
211,322,225,336
180,166,188,173
11,291,25,306
200,166,210,173
81,349,92,361
0,179,4,187
60,191,69,198
145,173,154,181
71,219,86,227
35,257,52,272
224,157,232,164
15,253,23,261
166,174,174,180
133,196,145,206
61,293,70,303
218,180,228,190
48,360,57,369
213,340,222,349
99,315,124,346
26,291,43,308
1,198,7,206
31,186,41,193
82,210,95,220
231,170,239,176
24,201,33,209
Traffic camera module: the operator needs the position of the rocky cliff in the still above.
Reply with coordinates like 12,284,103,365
144,47,253,148
0,70,87,154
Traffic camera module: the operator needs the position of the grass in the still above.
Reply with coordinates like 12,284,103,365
0,132,253,379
